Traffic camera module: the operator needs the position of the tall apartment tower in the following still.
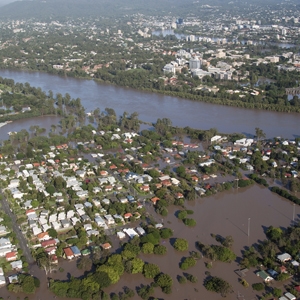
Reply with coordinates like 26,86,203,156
189,58,201,70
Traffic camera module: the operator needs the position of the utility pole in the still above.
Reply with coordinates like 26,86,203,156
293,203,296,224
248,218,250,237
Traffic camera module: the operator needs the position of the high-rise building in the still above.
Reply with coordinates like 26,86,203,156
176,18,184,25
189,58,201,70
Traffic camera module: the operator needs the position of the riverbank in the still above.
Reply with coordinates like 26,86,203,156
0,69,299,139
1,66,299,114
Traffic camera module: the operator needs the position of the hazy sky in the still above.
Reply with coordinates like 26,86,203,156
0,0,15,7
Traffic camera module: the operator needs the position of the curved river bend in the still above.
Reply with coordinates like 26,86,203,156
0,69,299,139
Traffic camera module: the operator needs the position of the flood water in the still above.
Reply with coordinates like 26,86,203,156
1,184,297,299
0,70,299,139
104,184,298,300
0,69,298,299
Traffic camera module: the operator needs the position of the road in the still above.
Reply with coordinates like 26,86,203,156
1,196,34,265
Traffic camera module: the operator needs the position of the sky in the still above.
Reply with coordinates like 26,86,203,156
0,0,16,7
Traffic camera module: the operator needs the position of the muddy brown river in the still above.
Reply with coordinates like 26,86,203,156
0,70,298,299
0,69,299,139
0,184,298,300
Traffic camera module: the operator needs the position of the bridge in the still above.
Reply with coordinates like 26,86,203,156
286,87,300,95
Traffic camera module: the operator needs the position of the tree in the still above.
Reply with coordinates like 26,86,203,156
142,242,154,254
252,283,264,291
14,274,37,294
222,235,234,248
77,256,93,271
273,287,282,297
180,257,197,270
137,285,154,299
177,210,187,220
154,245,167,255
173,238,189,251
46,184,55,195
211,245,236,262
204,276,233,297
48,228,58,239
266,226,283,242
183,218,196,227
155,273,173,288
255,127,266,141
129,258,144,274
97,265,120,284
160,228,173,239
277,273,290,281
143,263,160,279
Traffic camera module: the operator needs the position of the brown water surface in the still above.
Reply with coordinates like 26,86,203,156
0,184,297,299
0,70,299,139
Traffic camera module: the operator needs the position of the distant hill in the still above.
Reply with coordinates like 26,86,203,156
0,0,296,20
0,0,191,19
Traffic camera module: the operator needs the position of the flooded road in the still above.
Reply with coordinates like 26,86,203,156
0,69,298,299
1,184,297,299
103,184,298,300
0,184,289,300
0,69,299,139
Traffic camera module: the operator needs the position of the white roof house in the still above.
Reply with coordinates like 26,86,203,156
104,215,115,225
234,138,253,147
277,253,292,263
199,159,215,167
136,227,146,236
8,274,18,283
95,216,106,227
11,260,22,270
117,231,126,239
123,228,138,239
285,292,296,300
0,274,5,285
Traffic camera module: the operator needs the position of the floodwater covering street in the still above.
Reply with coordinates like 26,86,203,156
0,184,298,299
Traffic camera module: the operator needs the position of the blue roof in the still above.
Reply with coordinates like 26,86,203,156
70,245,81,255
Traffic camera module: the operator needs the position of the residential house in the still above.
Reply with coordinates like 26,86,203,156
123,228,138,239
101,243,112,250
45,246,57,255
117,231,126,239
284,292,296,300
136,227,146,236
95,216,106,227
11,260,22,270
104,215,115,225
64,247,74,260
8,274,18,283
5,251,17,262
277,253,292,263
151,197,160,205
256,270,274,282
70,246,81,258
41,239,57,249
